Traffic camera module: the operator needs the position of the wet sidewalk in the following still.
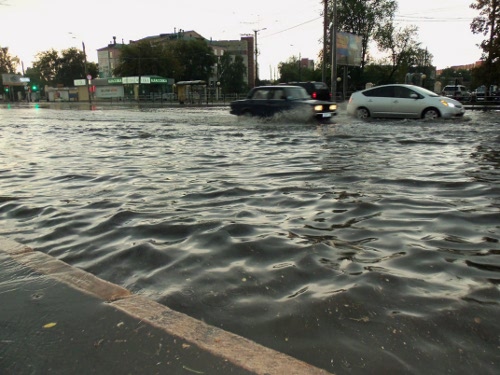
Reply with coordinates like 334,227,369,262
0,237,330,375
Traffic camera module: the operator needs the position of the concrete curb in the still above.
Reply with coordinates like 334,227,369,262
0,237,332,375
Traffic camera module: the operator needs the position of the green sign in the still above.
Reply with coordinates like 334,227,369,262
108,78,123,85
150,77,168,84
104,77,168,85
74,79,86,86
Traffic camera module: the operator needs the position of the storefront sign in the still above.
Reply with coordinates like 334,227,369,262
122,76,139,84
108,78,122,85
96,86,124,98
74,79,87,86
151,77,168,83
2,73,30,85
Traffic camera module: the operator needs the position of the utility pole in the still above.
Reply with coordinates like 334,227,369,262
299,52,302,81
330,0,338,101
70,33,92,105
82,41,92,105
254,28,266,87
322,0,328,83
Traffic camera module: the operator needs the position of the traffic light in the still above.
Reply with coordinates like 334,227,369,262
4,86,9,93
31,84,38,91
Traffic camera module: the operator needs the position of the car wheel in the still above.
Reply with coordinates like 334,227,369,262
356,107,370,119
422,108,440,120
242,109,252,117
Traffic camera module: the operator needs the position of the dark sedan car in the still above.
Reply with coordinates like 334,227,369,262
230,85,337,121
287,81,332,101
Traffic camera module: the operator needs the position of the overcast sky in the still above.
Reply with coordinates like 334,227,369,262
1,0,484,80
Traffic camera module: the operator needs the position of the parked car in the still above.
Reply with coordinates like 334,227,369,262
441,85,471,101
286,81,332,101
472,85,499,101
230,85,337,121
346,84,465,120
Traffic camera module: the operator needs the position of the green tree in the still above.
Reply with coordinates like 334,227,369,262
331,0,398,71
374,23,433,83
220,54,247,94
31,48,98,88
470,0,500,90
277,56,322,83
57,48,98,87
114,39,215,82
362,64,394,85
32,49,60,87
218,53,232,83
437,68,472,87
114,40,180,78
24,66,43,93
173,39,217,81
0,46,19,74
278,56,302,82
86,61,99,81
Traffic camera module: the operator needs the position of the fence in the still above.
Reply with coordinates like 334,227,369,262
92,92,246,105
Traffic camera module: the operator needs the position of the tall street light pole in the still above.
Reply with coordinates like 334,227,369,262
330,0,338,101
322,0,328,83
82,41,92,105
254,28,266,87
70,32,92,104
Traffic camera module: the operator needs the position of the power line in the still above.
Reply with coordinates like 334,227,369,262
260,11,472,40
260,17,322,39
396,4,476,23
396,16,473,23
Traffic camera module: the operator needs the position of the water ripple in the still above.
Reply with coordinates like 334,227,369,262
1,106,499,374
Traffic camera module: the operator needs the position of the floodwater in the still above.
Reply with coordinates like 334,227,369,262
1,103,499,374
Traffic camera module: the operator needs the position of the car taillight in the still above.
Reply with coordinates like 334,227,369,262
312,92,317,99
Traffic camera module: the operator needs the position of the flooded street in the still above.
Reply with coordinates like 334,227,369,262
1,103,499,374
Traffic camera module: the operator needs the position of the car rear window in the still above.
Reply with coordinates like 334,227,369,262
313,82,328,89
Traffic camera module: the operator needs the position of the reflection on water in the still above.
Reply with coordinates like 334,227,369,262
1,105,499,374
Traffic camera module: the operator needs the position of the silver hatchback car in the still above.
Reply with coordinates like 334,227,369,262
347,84,466,119
441,85,471,101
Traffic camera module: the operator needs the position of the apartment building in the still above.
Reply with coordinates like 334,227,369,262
97,36,126,79
96,30,255,87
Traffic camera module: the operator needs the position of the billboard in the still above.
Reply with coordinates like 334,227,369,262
2,73,30,85
336,32,363,66
96,86,124,99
